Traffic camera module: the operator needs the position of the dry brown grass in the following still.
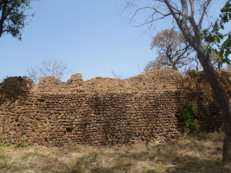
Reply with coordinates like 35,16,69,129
0,132,230,173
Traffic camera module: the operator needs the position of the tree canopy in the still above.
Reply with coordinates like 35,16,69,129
146,28,194,71
127,0,231,166
202,0,231,68
0,0,32,40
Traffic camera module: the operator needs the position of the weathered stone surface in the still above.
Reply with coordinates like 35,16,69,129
0,68,230,146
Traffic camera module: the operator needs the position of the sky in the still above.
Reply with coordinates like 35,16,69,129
0,0,228,82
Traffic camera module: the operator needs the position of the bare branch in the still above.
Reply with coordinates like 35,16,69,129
130,6,154,23
130,4,173,27
189,0,194,18
198,0,212,29
188,16,200,43
27,59,70,83
164,1,196,48
180,0,188,23
164,0,179,22
133,12,172,27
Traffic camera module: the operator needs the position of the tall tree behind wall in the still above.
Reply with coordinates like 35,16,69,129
127,0,231,166
145,28,221,72
144,28,194,72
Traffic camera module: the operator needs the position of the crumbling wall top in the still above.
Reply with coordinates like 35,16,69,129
2,68,230,96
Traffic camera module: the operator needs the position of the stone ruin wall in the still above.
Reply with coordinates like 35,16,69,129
0,68,230,146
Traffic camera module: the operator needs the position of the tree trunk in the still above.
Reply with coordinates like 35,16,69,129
163,0,231,167
197,51,231,167
172,63,177,70
0,26,2,38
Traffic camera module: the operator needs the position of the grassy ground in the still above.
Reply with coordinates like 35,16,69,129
0,132,230,173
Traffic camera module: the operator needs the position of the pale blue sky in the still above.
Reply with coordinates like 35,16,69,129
0,0,227,81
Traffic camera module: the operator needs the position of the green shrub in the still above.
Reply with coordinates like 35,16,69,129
15,142,25,148
0,142,10,147
179,104,197,131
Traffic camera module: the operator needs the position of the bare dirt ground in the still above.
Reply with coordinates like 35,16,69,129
0,132,230,173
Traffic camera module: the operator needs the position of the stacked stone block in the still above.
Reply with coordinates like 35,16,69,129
0,69,230,146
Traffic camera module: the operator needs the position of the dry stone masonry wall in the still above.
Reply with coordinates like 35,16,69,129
0,68,230,146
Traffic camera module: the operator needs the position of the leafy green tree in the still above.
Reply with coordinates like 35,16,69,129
202,0,231,68
201,1,231,166
0,0,32,40
128,0,231,166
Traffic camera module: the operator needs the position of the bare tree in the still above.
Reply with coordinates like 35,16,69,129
145,50,220,72
128,0,231,166
27,59,70,83
145,28,221,72
147,28,194,71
